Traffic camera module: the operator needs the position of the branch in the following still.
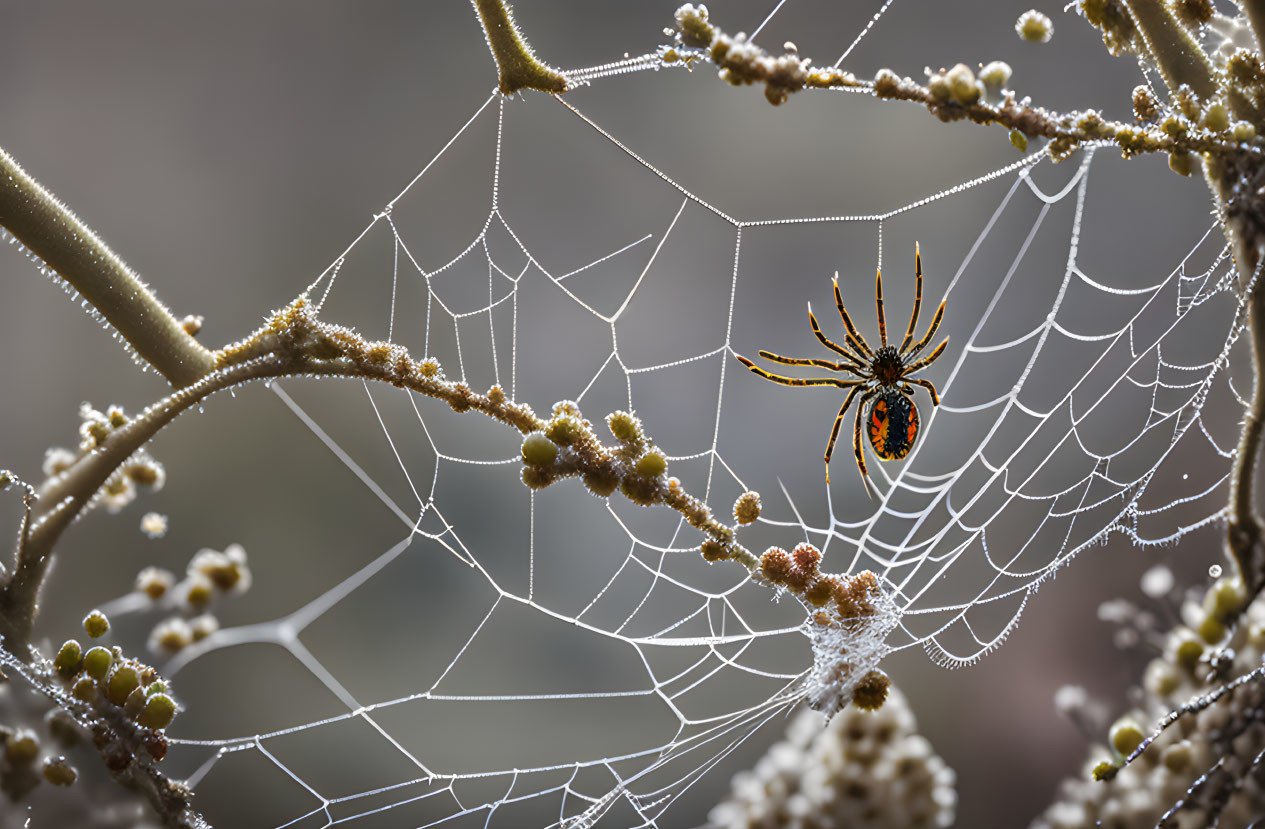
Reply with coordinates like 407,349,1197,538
1248,0,1265,55
0,147,216,387
662,5,1257,165
470,0,568,95
0,357,274,655
0,650,208,829
1228,291,1265,601
1118,0,1216,99
6,296,891,659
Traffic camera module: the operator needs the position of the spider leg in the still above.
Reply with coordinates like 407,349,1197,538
852,389,878,499
898,242,923,355
902,337,949,375
906,377,941,406
807,308,869,367
735,354,862,388
823,384,864,484
903,299,946,361
875,267,888,348
833,273,874,358
759,350,867,379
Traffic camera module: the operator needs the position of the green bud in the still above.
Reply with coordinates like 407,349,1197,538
4,729,39,764
1109,717,1145,756
138,693,178,730
107,665,141,706
606,411,643,444
1203,103,1230,133
124,686,148,718
1010,129,1028,152
72,676,97,702
42,757,77,786
521,432,558,467
82,647,112,681
1168,151,1193,177
945,63,979,105
544,415,583,447
1163,740,1192,772
1204,577,1245,623
1175,634,1204,670
54,640,83,678
83,610,110,639
635,451,667,479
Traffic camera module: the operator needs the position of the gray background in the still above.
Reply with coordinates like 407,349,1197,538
0,1,1232,826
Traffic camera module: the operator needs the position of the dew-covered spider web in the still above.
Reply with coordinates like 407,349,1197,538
71,3,1253,827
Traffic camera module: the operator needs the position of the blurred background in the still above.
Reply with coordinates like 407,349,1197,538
0,1,1237,826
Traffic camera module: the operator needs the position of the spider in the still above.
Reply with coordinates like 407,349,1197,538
735,243,948,495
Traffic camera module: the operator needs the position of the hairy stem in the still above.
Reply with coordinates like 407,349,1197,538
1119,0,1216,99
1221,194,1265,598
1245,0,1265,55
1230,290,1265,598
470,0,568,95
0,147,216,387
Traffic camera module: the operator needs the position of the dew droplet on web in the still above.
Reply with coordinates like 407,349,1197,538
1209,564,1223,579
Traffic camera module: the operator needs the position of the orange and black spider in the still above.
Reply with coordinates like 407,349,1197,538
735,243,948,495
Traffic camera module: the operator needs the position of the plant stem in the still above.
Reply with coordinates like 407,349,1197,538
1119,0,1216,99
0,146,215,387
1245,0,1265,55
1230,289,1265,598
470,0,568,94
0,357,273,655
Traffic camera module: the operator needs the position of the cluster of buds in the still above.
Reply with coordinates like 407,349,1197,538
134,544,249,654
51,610,176,770
520,404,672,506
925,61,1013,108
760,544,880,620
42,403,166,513
667,4,862,105
0,722,78,801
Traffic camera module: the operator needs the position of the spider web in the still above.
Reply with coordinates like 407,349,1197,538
39,2,1251,827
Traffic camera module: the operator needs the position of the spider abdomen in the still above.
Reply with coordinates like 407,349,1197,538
868,390,919,461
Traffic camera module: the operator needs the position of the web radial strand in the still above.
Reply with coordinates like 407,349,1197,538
124,9,1250,829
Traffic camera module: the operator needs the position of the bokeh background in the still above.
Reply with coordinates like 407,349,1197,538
0,1,1236,826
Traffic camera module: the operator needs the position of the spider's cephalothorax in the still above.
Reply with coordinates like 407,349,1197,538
735,242,948,495
871,345,903,386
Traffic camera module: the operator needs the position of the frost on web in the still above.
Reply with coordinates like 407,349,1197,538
106,10,1250,829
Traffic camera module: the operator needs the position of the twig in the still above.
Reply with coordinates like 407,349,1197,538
0,147,216,387
470,0,568,95
662,6,1256,164
1229,287,1265,598
1119,0,1216,99
1244,0,1265,56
